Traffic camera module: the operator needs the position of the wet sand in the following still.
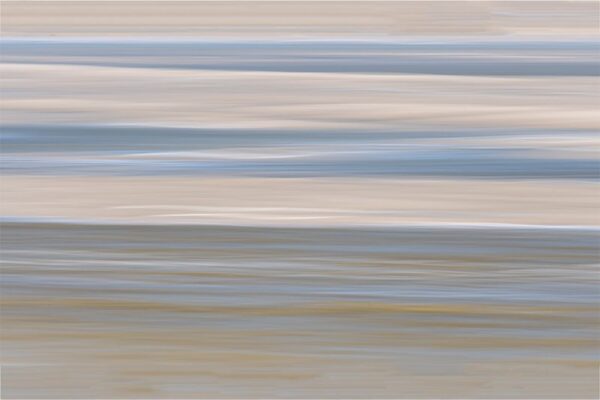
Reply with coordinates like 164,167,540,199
1,176,599,227
4,1,598,38
2,223,599,398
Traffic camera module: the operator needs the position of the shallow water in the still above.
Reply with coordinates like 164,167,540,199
2,124,599,179
3,38,599,76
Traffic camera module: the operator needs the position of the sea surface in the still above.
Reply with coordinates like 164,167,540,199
1,5,600,398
